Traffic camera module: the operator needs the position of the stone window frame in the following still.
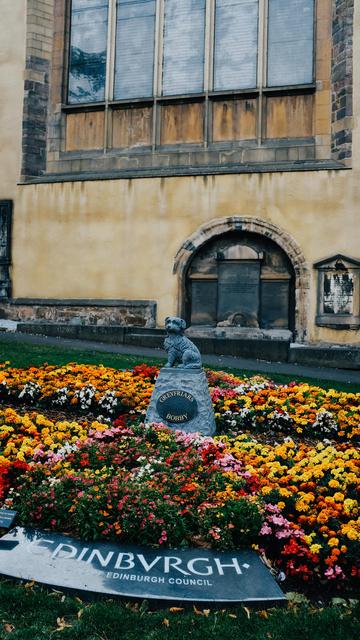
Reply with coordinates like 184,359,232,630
21,1,353,181
314,254,360,329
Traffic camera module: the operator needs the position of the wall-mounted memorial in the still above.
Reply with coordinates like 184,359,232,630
146,316,216,435
314,255,360,329
0,528,286,604
186,234,294,331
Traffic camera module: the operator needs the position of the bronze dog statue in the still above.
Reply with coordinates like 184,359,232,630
164,317,202,369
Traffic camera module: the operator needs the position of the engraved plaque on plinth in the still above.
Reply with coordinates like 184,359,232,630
146,368,216,436
217,261,260,323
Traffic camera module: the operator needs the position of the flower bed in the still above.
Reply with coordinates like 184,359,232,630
0,362,359,591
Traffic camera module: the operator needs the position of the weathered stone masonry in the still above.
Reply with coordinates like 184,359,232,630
331,0,354,162
21,0,54,181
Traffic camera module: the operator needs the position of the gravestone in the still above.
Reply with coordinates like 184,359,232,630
190,278,217,326
0,527,286,604
260,279,290,329
217,261,260,324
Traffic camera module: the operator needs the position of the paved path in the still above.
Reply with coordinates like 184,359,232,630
1,331,360,384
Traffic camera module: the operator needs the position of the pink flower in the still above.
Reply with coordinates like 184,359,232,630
158,530,167,544
260,524,272,535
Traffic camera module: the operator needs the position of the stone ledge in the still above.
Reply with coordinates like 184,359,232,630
19,159,349,185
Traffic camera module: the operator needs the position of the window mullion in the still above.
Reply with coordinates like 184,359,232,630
204,0,214,93
155,0,164,98
106,0,117,103
153,0,164,149
257,0,267,145
104,0,116,151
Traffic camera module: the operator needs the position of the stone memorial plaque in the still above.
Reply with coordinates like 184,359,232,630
260,280,290,329
157,390,198,424
323,272,354,315
190,280,217,326
0,510,17,529
217,262,260,323
0,527,286,603
146,368,216,436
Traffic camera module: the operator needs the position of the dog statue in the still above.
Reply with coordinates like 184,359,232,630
164,316,202,369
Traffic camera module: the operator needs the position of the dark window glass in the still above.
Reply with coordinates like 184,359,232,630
114,0,156,100
68,0,108,104
267,0,314,87
214,0,258,91
162,0,206,96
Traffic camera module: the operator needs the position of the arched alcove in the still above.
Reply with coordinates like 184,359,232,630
174,217,310,341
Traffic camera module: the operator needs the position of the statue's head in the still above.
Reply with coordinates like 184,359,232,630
165,316,186,335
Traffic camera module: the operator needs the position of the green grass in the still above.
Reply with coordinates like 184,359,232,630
0,579,358,640
0,336,359,392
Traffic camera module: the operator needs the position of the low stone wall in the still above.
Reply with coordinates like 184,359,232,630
15,322,360,370
0,299,157,328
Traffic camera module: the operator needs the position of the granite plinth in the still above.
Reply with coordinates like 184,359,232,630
146,368,216,436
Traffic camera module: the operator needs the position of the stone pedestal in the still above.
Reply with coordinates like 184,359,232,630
146,367,216,436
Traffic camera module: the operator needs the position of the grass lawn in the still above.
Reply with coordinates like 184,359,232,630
0,336,359,393
0,579,359,640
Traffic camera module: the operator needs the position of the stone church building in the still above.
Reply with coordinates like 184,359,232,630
0,0,359,367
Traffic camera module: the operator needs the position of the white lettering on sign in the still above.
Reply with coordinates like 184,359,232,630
114,552,135,570
164,556,190,576
86,549,115,567
52,543,77,560
214,557,242,575
137,554,162,572
28,539,248,578
187,558,213,576
165,413,188,422
158,390,195,403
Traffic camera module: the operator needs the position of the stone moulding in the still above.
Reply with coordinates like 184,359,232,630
173,216,310,343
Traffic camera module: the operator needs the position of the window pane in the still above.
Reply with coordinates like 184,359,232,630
68,0,108,104
114,0,156,100
214,0,259,91
267,0,314,87
162,0,206,96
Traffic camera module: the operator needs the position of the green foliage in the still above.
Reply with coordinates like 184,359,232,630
0,579,359,640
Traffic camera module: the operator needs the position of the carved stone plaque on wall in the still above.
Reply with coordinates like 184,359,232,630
190,279,217,326
315,255,360,329
323,273,353,314
260,279,290,329
217,261,260,325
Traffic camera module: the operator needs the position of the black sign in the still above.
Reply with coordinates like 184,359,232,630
0,528,285,603
157,390,198,424
0,510,17,529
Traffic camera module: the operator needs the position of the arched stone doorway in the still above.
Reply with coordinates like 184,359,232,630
174,217,310,341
